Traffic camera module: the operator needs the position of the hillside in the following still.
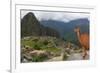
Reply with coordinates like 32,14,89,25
40,19,89,43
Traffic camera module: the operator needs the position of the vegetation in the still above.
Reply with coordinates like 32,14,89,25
32,54,48,62
21,36,67,62
21,36,62,53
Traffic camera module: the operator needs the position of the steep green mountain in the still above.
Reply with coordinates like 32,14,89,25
21,12,60,38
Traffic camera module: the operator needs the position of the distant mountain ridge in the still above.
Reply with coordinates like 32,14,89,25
40,18,89,43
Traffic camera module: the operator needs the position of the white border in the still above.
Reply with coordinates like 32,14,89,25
11,2,96,73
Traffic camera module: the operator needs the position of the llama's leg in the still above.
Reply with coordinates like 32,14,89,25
82,47,87,59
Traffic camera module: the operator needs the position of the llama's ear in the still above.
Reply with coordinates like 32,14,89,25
74,26,78,32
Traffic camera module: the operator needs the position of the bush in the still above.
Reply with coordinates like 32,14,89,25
32,38,38,42
43,40,49,45
32,55,48,62
33,44,41,50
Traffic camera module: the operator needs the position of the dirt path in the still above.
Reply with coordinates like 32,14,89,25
46,52,89,62
67,53,83,60
46,56,63,62
68,53,89,60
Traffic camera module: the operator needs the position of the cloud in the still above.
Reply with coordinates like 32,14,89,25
21,10,90,22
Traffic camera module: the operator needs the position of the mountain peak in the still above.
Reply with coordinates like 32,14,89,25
21,12,60,38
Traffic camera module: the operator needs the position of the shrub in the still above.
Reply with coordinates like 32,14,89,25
32,55,48,62
33,44,41,50
43,40,49,45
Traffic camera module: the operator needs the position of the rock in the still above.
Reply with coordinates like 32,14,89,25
22,54,32,61
29,50,48,56
22,58,28,63
67,53,83,60
21,46,34,54
67,52,89,60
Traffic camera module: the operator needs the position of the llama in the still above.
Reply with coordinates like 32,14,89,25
74,27,89,59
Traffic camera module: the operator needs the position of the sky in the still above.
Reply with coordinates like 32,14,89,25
21,10,90,22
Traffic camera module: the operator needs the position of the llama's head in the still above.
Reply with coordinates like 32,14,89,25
74,27,80,33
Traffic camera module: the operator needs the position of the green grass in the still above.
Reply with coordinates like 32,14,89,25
32,55,48,62
42,47,61,54
21,36,62,53
21,39,35,48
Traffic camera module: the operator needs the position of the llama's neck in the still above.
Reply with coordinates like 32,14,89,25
76,31,81,43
